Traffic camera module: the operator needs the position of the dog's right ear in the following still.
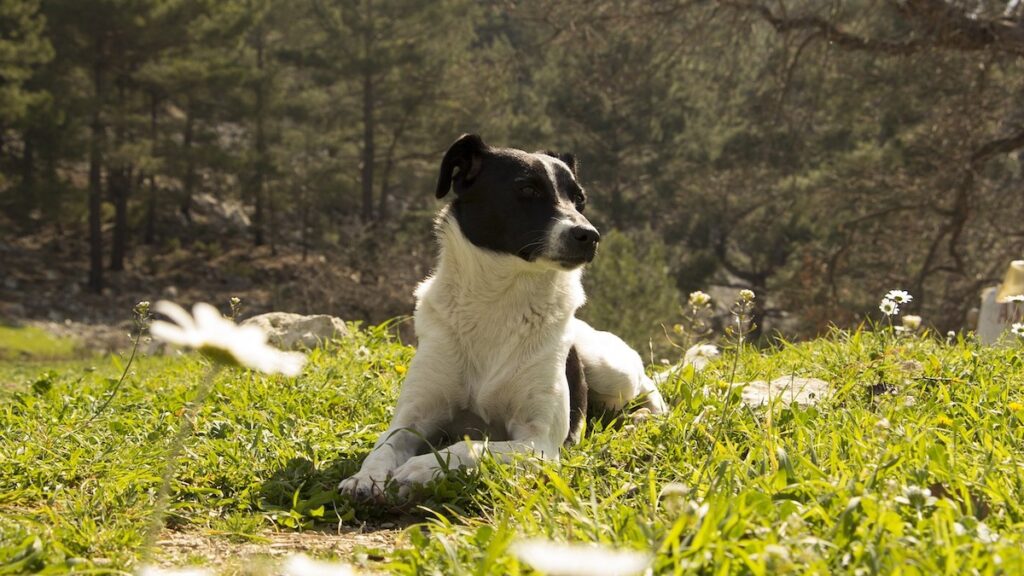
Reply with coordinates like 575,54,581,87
436,134,487,199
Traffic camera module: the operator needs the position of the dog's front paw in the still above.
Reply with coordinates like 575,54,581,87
391,454,444,487
338,472,388,502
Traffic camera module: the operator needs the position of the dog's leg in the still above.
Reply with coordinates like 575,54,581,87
571,319,668,414
389,420,563,488
339,342,463,500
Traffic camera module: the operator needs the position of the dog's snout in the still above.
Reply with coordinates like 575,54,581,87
571,225,600,246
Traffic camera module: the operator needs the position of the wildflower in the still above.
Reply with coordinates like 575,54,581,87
672,323,684,335
281,554,357,576
510,538,652,576
1012,323,1024,338
879,299,899,316
902,315,922,331
738,289,755,303
150,301,306,376
885,290,913,304
934,415,953,428
977,522,999,544
688,291,711,308
874,417,891,431
1008,401,1023,412
1006,295,1024,303
395,365,408,375
684,343,719,371
894,485,936,509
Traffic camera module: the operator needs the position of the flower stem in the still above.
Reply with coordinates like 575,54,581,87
140,364,222,563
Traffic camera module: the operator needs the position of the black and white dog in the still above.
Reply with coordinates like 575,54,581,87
340,134,666,499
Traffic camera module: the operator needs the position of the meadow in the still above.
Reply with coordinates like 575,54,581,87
2,321,1023,574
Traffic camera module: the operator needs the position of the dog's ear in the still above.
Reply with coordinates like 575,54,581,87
541,150,578,178
436,134,488,199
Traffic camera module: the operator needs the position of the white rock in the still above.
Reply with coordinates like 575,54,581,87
242,312,348,350
738,376,830,407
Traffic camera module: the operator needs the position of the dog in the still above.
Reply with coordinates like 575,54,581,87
339,134,667,500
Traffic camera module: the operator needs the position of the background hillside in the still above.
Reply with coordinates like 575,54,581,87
2,0,1024,348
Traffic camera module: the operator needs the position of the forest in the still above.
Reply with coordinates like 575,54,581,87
2,0,1023,347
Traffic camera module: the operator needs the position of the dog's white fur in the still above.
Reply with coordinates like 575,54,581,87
339,207,666,497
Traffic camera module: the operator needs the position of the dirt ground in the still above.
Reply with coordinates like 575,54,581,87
155,523,407,573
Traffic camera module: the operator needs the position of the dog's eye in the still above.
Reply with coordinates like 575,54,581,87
519,186,542,199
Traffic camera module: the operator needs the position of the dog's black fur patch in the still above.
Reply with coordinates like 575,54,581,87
565,345,587,446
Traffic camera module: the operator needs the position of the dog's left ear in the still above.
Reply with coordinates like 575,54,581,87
541,150,578,178
436,134,488,199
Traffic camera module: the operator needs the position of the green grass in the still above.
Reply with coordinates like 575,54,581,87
2,325,1023,574
0,325,78,362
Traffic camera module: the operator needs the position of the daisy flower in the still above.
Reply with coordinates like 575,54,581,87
879,299,899,316
885,289,913,304
151,301,306,376
510,539,652,576
1012,323,1024,338
1005,295,1024,303
281,554,358,576
684,343,719,371
901,315,922,331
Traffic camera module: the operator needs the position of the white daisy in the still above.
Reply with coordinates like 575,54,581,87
150,301,306,376
281,554,357,576
885,290,913,304
137,567,213,576
879,299,899,316
1012,323,1024,338
684,343,720,371
901,315,922,331
510,539,652,576
1005,295,1024,303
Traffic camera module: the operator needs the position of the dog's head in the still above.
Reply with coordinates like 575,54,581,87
435,134,600,270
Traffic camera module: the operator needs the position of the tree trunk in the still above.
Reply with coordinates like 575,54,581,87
360,0,376,223
252,33,266,246
88,39,106,293
145,93,158,245
180,99,196,222
110,80,130,272
109,165,130,271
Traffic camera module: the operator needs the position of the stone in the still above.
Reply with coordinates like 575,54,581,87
242,312,349,350
977,285,1023,345
737,376,830,407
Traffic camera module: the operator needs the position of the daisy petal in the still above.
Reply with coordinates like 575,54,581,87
155,301,196,330
150,321,194,347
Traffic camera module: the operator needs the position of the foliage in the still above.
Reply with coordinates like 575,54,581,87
580,228,681,355
2,324,1024,572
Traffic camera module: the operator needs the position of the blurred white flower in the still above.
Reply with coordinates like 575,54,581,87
684,343,719,371
688,291,711,308
151,301,306,376
901,315,922,331
510,539,651,576
894,485,936,509
1005,294,1024,303
1012,323,1024,338
885,290,913,304
281,554,357,576
738,289,755,303
879,299,899,316
977,522,999,544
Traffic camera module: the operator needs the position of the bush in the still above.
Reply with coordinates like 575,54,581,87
579,228,681,356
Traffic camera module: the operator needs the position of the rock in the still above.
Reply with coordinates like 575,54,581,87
242,312,348,350
977,285,1023,345
737,376,830,407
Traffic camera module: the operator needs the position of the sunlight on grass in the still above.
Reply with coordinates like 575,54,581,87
0,324,78,360
1,324,1022,574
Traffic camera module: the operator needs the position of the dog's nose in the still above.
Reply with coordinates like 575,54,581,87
571,225,600,246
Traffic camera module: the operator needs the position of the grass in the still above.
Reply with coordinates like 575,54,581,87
1,323,1023,574
0,325,78,362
